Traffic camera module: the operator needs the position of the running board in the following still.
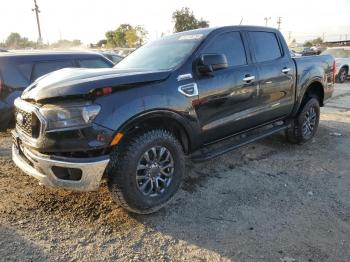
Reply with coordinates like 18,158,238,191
190,123,289,162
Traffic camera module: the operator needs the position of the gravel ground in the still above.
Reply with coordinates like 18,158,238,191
1,83,350,262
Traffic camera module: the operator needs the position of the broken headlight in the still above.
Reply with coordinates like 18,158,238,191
39,103,101,131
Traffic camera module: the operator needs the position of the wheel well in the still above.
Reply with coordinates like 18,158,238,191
341,65,349,72
304,81,324,107
122,115,191,154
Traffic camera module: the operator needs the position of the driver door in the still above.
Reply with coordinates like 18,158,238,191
194,31,260,142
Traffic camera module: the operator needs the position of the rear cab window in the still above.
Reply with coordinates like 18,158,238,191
77,58,112,68
248,31,282,62
31,60,74,81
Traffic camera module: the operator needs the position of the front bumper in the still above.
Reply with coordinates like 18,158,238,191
12,143,110,191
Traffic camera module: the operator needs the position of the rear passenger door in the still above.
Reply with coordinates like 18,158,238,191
31,60,74,82
194,31,260,142
247,31,295,122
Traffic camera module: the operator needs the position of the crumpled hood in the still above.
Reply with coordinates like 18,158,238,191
21,67,171,102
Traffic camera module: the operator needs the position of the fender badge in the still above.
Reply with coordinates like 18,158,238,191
177,73,193,81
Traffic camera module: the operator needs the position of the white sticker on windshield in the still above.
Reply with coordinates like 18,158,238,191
178,34,203,40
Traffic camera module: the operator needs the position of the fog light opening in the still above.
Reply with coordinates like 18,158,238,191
51,166,82,181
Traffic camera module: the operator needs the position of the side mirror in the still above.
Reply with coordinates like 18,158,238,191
197,54,228,74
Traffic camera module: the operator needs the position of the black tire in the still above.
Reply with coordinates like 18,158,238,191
0,123,7,132
286,97,320,144
0,118,10,132
107,129,185,214
337,67,348,83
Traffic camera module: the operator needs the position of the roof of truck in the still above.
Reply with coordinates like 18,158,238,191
173,25,279,36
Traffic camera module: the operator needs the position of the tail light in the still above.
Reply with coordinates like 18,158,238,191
333,60,336,83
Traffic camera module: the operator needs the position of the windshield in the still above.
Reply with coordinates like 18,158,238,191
322,48,350,58
114,34,204,71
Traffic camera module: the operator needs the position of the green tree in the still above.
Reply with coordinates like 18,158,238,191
304,37,323,47
172,7,209,33
5,32,36,49
125,27,138,48
96,39,107,48
135,26,147,46
105,30,117,47
105,24,147,48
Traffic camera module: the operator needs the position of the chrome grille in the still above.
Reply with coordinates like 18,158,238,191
14,98,42,139
15,108,33,136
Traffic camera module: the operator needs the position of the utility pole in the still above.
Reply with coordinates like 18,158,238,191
288,31,292,42
32,0,42,43
277,17,282,30
322,32,325,42
264,17,271,26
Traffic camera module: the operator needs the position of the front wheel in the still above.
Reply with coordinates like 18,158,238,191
286,97,320,144
107,129,185,214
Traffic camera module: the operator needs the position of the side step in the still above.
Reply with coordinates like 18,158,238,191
190,122,289,162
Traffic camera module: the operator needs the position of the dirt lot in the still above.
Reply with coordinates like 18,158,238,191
1,83,350,262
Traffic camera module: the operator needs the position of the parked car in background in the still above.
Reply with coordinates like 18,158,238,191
322,47,350,83
289,49,302,57
0,48,8,52
311,46,325,55
99,51,124,64
115,48,135,57
12,26,334,214
0,51,114,130
301,47,318,56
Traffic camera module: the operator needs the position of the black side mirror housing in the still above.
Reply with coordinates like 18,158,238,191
197,54,228,74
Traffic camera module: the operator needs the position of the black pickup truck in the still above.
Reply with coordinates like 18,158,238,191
12,26,334,214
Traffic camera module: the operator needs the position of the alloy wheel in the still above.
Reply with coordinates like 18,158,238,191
302,106,317,137
136,146,174,197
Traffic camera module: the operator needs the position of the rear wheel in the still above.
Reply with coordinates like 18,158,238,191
107,129,185,214
286,97,320,144
337,67,348,83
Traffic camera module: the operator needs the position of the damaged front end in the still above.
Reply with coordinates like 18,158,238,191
12,98,113,191
11,67,171,191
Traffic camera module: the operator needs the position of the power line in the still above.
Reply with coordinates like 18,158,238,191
32,0,42,43
277,17,282,30
264,17,271,27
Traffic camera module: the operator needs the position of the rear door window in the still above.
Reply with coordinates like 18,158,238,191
248,31,282,62
32,60,73,81
77,58,112,68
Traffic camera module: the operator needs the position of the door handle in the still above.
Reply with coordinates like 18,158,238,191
282,67,291,73
242,75,255,82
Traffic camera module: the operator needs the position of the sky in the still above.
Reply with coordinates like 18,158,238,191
1,0,350,45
